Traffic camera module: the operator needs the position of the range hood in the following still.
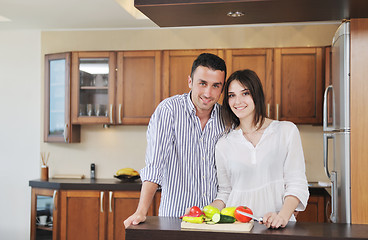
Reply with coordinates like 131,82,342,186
135,0,368,27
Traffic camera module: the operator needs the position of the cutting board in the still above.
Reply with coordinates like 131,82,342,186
181,220,254,232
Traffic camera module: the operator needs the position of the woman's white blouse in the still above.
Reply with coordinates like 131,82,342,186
215,120,309,221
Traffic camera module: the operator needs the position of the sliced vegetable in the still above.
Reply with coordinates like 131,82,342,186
182,216,205,224
212,213,236,223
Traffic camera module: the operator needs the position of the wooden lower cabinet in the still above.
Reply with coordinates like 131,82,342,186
296,189,331,223
108,191,155,240
31,188,160,240
59,190,106,240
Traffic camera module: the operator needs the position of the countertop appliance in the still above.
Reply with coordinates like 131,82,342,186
323,21,351,223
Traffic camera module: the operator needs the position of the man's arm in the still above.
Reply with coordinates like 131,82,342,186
123,181,158,228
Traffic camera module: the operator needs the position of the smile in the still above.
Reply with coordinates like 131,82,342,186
200,97,212,104
234,106,247,110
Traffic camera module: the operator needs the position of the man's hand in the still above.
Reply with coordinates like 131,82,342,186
124,212,146,228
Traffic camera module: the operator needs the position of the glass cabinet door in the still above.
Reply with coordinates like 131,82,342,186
31,188,58,240
71,52,116,124
44,53,80,143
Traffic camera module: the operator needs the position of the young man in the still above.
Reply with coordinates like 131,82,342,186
124,53,226,227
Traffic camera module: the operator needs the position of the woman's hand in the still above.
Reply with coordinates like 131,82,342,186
261,212,288,229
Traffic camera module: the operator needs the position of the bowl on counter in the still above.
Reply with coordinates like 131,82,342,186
114,174,140,182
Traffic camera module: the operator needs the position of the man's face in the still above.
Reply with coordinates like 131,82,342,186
188,66,225,113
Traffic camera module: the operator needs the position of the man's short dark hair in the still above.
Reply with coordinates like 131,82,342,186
190,53,227,81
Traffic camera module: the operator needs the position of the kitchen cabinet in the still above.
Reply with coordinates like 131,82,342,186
44,53,80,143
30,188,59,240
274,47,324,124
30,180,161,240
116,51,162,125
162,49,224,99
59,190,106,240
45,47,326,133
225,48,273,117
108,191,157,240
59,190,158,240
296,188,331,223
71,52,117,125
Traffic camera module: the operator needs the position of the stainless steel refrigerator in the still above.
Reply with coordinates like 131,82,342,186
323,21,351,223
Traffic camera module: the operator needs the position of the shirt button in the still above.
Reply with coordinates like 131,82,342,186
202,157,205,160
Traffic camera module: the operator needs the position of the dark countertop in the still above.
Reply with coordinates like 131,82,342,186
29,178,326,194
126,216,368,240
29,179,329,194
29,178,143,191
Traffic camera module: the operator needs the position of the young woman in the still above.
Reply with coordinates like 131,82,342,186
211,69,309,229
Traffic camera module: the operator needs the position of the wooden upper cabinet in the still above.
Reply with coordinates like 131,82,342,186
44,53,80,143
59,190,107,240
225,49,273,117
71,52,117,125
116,51,161,125
162,49,224,99
274,47,324,124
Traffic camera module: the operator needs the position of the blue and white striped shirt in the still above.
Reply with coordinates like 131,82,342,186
140,93,225,217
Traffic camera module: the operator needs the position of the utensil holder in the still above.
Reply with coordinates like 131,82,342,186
41,166,49,181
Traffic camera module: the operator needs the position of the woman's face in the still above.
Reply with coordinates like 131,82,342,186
227,80,255,121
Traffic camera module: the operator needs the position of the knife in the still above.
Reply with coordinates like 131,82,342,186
236,210,263,222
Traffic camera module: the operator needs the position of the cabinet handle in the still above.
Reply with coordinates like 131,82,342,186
267,104,270,118
100,191,104,213
53,190,58,211
109,191,113,212
109,104,113,124
276,104,279,120
63,123,69,142
118,104,122,124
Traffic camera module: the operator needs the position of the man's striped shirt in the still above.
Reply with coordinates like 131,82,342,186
140,93,225,217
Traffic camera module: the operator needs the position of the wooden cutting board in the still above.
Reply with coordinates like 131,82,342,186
181,221,254,232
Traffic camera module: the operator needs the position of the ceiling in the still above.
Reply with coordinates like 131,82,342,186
0,0,158,30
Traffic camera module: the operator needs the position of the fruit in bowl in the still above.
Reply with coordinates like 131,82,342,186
114,168,140,182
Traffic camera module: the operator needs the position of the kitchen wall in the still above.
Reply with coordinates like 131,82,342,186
0,30,41,240
41,23,339,182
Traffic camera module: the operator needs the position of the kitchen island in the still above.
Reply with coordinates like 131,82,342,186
126,216,368,240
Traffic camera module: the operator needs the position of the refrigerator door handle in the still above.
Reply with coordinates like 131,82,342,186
330,171,338,223
323,85,334,131
323,133,334,179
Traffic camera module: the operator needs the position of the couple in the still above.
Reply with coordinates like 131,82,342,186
124,53,309,229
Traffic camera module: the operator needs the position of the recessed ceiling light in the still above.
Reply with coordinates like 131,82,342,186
0,15,11,22
227,11,245,18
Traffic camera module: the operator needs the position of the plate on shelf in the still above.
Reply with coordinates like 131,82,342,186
114,174,140,182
